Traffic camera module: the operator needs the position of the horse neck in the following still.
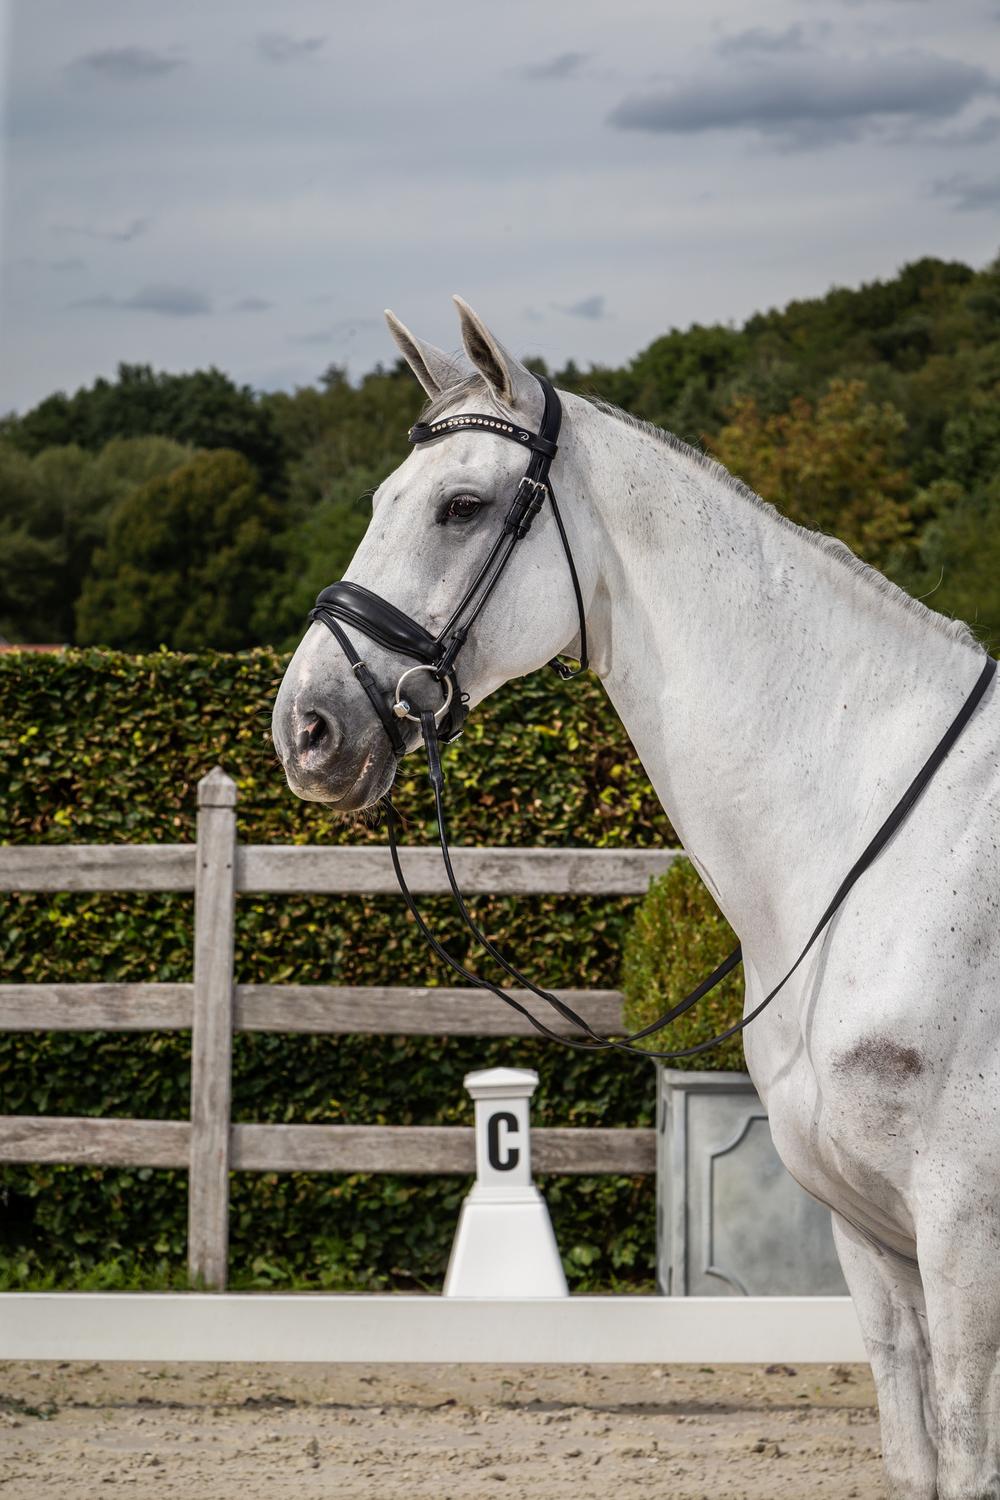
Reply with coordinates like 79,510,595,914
565,397,982,961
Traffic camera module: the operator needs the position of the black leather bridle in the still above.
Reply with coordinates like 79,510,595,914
307,373,997,1059
310,376,586,758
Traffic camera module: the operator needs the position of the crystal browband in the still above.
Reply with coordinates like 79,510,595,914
408,413,557,457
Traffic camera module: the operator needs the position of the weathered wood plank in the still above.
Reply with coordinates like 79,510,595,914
234,985,627,1037
231,1124,655,1175
0,842,683,895
533,1128,655,1175
0,1118,654,1175
188,769,237,1291
0,1116,189,1168
0,983,625,1038
232,1124,474,1174
0,984,194,1031
237,845,683,895
0,845,196,891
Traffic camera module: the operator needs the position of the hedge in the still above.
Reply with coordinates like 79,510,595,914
621,862,744,1067
0,648,741,1291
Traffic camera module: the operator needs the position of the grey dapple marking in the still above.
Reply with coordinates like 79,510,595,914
273,297,1000,1499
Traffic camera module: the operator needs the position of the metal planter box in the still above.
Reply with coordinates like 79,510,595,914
656,1066,847,1297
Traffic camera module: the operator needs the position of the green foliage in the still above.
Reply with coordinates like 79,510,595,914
621,861,745,1070
0,1254,193,1292
262,362,422,479
75,452,284,650
0,648,679,1290
255,464,381,647
938,389,1000,491
6,363,286,491
602,323,748,435
708,378,911,566
0,436,191,642
899,475,1000,649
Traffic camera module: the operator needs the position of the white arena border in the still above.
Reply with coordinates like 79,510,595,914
0,1294,866,1364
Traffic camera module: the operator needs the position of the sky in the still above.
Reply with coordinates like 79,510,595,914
1,0,999,414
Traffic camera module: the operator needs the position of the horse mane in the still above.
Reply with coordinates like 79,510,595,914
419,377,983,655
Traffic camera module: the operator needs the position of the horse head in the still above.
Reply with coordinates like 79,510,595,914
272,298,591,810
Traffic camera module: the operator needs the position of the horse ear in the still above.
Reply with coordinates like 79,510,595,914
453,296,538,413
384,310,466,398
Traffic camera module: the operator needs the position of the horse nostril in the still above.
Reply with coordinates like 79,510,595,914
296,713,330,757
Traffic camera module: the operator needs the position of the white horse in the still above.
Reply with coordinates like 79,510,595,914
272,297,1000,1499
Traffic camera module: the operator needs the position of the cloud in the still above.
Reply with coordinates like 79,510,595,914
290,317,380,346
257,32,325,63
232,296,273,312
52,217,150,244
931,172,1000,210
72,284,212,316
17,256,87,272
75,46,185,80
608,51,999,149
924,113,1000,147
554,295,606,320
522,51,588,81
714,25,808,57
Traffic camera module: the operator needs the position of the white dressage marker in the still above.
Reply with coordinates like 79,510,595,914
444,1067,567,1298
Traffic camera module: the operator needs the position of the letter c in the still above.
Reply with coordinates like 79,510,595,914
487,1111,520,1171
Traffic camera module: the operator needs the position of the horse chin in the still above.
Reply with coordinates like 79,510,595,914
284,744,398,813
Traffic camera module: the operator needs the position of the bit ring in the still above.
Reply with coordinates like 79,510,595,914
392,665,454,724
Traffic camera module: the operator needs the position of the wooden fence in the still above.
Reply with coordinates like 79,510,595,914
0,768,684,1289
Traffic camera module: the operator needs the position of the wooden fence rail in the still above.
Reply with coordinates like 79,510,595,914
0,769,676,1288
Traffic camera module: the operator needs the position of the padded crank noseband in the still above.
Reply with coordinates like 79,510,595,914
309,374,587,758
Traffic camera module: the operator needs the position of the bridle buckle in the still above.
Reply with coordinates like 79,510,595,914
504,476,548,539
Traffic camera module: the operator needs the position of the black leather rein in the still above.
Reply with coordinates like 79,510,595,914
307,372,997,1059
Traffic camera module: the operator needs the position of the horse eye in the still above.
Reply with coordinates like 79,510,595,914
440,494,482,523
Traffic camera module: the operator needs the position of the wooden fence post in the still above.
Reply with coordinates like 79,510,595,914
188,767,237,1289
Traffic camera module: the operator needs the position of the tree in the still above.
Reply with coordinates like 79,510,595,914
896,475,1000,648
75,451,283,650
707,379,912,566
257,464,380,647
262,361,421,479
617,323,746,431
937,390,1000,491
0,436,191,642
6,365,286,491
